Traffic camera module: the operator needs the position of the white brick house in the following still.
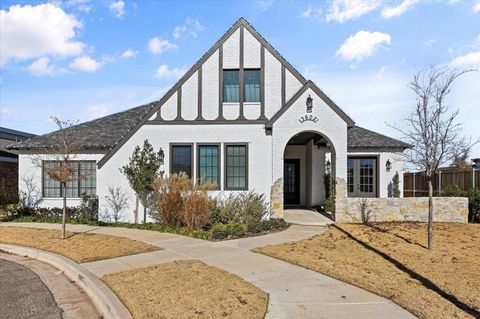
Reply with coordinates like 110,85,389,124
10,18,415,223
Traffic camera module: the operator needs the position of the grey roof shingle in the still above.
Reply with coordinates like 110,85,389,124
8,102,155,151
348,126,410,150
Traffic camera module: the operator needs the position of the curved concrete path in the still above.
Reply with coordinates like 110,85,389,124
0,222,415,319
284,209,335,226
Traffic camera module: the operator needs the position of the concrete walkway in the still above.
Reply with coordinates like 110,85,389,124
284,209,335,226
1,222,415,319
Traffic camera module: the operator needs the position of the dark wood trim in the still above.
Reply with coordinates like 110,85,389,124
259,45,267,120
169,143,195,180
175,87,182,120
217,45,225,120
196,143,221,190
196,67,204,120
281,65,286,107
224,143,249,191
238,25,246,120
146,119,267,125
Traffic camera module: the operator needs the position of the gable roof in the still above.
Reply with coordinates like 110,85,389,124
8,103,154,151
348,126,411,150
265,80,355,129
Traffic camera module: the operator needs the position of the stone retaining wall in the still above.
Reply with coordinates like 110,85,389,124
336,197,468,223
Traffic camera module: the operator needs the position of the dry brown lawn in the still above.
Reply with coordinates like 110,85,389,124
0,226,159,263
102,260,268,319
255,222,480,319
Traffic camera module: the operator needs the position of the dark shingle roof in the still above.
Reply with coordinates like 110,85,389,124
348,126,410,150
8,102,155,151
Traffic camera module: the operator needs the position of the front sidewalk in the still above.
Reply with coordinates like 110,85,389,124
0,222,415,319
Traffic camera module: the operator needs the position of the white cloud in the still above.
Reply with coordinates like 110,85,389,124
155,64,187,79
27,57,57,76
336,30,391,64
121,49,138,58
109,0,125,18
381,0,418,19
87,104,109,120
473,1,480,13
148,37,177,54
326,0,381,23
450,51,480,67
255,0,275,12
65,0,94,13
69,55,102,72
301,5,322,18
172,18,205,39
0,4,85,65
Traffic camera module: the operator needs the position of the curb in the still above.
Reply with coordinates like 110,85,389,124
0,244,132,319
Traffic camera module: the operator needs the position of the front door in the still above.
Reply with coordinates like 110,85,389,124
347,158,377,197
284,159,300,206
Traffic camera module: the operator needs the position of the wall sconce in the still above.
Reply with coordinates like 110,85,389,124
306,95,313,113
386,159,392,172
158,148,165,165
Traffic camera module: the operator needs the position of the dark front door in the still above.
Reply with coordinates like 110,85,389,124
284,159,300,206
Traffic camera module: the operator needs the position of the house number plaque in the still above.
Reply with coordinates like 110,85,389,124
298,114,319,123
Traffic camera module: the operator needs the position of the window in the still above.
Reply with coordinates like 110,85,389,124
223,70,239,102
42,161,96,198
347,159,354,194
244,69,260,102
198,144,220,187
225,144,248,190
171,144,193,178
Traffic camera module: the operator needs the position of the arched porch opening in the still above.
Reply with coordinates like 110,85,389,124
282,130,336,216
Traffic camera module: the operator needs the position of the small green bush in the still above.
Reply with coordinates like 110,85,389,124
77,193,99,222
466,188,480,223
246,218,287,233
441,184,465,197
212,191,269,225
211,223,248,239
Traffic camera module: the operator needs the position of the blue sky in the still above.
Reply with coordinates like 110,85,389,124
1,0,479,157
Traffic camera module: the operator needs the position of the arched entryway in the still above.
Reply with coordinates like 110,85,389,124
282,130,336,215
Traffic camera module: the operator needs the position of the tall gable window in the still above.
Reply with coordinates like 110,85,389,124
171,144,193,178
223,70,240,102
244,69,260,102
225,144,248,190
42,161,96,198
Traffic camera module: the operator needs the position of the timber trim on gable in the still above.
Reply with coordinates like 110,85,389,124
97,18,307,168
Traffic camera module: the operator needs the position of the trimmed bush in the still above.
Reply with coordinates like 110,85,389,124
246,218,287,234
211,223,248,239
441,184,465,197
212,191,269,225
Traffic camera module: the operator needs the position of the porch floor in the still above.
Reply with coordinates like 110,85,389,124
284,209,334,226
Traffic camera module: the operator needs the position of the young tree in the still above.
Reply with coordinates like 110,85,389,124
36,117,86,239
394,66,477,249
121,140,164,223
103,186,130,223
392,172,401,198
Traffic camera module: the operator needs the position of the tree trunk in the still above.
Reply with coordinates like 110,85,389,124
135,195,139,224
428,179,433,250
62,182,67,240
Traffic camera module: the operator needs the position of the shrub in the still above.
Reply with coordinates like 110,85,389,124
246,218,287,233
77,193,98,222
212,191,269,225
441,184,465,197
392,172,401,198
466,188,480,223
151,173,216,228
183,192,213,229
211,223,248,239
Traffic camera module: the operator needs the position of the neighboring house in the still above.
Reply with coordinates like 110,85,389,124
0,127,36,196
11,18,466,223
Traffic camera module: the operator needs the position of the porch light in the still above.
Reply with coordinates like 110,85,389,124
386,159,392,172
306,95,313,113
326,160,331,173
158,148,165,165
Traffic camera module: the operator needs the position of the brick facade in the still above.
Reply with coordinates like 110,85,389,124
0,161,18,195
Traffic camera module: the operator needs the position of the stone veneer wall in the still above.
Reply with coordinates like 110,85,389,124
336,197,468,223
270,177,284,218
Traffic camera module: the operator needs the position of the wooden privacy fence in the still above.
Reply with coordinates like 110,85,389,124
404,169,480,197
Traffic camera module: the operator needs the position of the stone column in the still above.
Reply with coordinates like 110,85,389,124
334,177,348,222
270,177,284,218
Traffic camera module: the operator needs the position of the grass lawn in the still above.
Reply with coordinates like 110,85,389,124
102,260,268,319
255,222,480,319
0,226,159,263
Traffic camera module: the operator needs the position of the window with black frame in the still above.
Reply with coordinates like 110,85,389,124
225,144,247,190
42,161,96,198
198,144,220,187
171,145,192,178
244,69,260,102
223,70,239,102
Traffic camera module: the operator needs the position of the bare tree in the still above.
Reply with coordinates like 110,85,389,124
102,186,130,223
34,117,86,239
18,174,43,210
393,66,478,249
